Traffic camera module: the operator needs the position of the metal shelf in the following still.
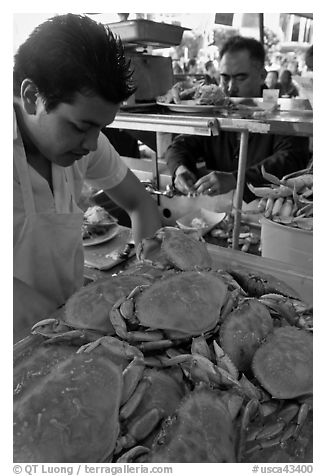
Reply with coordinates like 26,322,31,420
112,110,312,137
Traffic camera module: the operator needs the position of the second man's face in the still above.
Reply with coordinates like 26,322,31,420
219,50,265,98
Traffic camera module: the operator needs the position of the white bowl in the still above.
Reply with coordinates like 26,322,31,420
176,208,226,236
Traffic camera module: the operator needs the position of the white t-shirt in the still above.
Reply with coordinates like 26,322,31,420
13,111,128,246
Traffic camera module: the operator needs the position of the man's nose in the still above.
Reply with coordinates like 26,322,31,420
227,78,238,96
82,128,100,152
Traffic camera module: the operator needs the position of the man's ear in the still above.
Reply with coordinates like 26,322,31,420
21,79,39,114
261,67,267,82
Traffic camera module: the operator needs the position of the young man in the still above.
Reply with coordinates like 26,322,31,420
165,36,309,197
13,14,162,342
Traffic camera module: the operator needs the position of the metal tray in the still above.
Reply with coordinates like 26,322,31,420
107,20,188,48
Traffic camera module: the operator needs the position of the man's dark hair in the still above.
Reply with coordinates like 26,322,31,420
219,35,265,67
13,14,136,111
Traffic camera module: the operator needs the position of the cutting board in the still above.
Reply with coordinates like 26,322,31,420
83,225,135,270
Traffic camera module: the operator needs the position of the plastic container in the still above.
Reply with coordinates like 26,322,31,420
176,208,226,236
260,217,313,275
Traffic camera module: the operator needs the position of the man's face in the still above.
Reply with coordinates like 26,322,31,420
219,49,265,97
27,92,120,167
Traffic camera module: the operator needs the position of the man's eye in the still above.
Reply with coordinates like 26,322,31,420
236,75,248,82
73,124,87,133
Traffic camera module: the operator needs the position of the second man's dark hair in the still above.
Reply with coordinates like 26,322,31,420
219,35,265,67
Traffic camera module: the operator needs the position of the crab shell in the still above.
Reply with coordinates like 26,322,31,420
13,336,123,462
59,274,154,334
130,270,228,339
251,326,313,399
219,299,274,372
137,227,212,271
143,386,239,463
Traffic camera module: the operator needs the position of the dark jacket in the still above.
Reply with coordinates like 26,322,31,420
165,131,310,202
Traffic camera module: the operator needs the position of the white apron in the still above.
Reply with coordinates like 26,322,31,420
13,130,84,319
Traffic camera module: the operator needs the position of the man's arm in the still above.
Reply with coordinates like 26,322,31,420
103,168,162,246
165,134,208,179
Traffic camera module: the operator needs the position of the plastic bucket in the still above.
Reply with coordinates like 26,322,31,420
260,217,313,274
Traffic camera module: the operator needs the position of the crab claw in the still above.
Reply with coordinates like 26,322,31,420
77,335,144,360
160,352,241,390
31,318,75,337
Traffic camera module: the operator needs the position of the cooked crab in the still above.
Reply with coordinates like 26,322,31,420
219,298,274,372
14,335,141,462
136,227,212,271
14,332,188,463
251,326,312,400
109,270,229,351
31,273,154,343
132,386,243,463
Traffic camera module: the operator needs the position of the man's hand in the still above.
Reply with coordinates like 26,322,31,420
174,165,197,194
194,171,237,195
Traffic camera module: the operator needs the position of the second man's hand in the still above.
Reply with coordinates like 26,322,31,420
194,171,237,196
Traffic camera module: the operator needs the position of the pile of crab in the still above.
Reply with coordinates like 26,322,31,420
248,164,313,231
14,227,313,463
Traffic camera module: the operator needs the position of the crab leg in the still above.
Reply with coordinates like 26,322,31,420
261,165,282,186
238,373,267,401
159,352,242,390
247,183,293,199
121,358,146,405
259,294,313,330
213,341,239,379
237,399,260,462
293,402,311,438
76,335,144,361
116,408,164,453
120,379,151,420
116,446,150,463
110,307,165,342
191,336,212,361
